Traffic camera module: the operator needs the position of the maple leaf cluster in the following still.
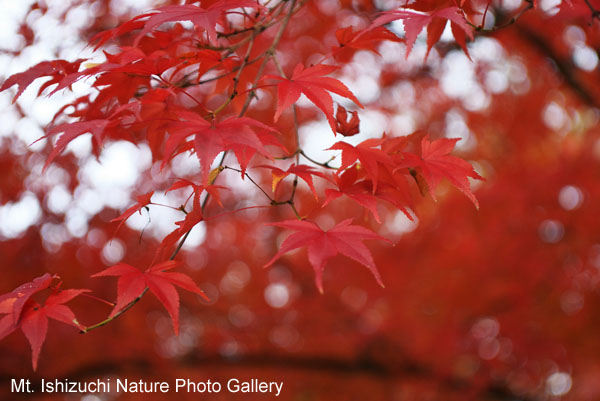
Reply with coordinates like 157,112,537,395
0,274,87,370
0,0,531,372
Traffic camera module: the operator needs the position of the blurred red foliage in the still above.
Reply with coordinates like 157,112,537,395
1,0,600,400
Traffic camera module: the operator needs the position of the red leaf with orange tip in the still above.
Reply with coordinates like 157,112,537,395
259,164,330,200
0,273,55,326
264,219,389,293
92,261,207,334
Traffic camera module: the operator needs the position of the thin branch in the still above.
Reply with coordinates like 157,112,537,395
223,166,275,202
169,229,192,261
275,150,300,160
174,17,280,88
469,0,533,32
192,54,263,86
212,29,258,115
175,1,286,89
150,202,182,211
154,75,206,110
517,25,599,108
299,149,336,169
584,0,600,20
239,0,301,116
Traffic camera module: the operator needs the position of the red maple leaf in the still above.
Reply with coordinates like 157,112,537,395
40,119,112,170
328,138,393,193
173,49,223,81
0,273,55,326
264,63,363,133
0,59,84,102
259,164,330,200
371,7,473,58
323,166,412,223
396,134,483,208
163,110,278,183
134,1,264,46
92,261,208,334
332,25,403,61
90,15,146,49
264,219,389,293
334,105,360,137
40,48,166,99
0,275,88,370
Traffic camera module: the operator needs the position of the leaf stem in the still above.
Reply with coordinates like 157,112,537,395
240,0,300,115
79,293,115,307
212,28,258,115
81,288,148,333
469,0,533,32
299,149,336,169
